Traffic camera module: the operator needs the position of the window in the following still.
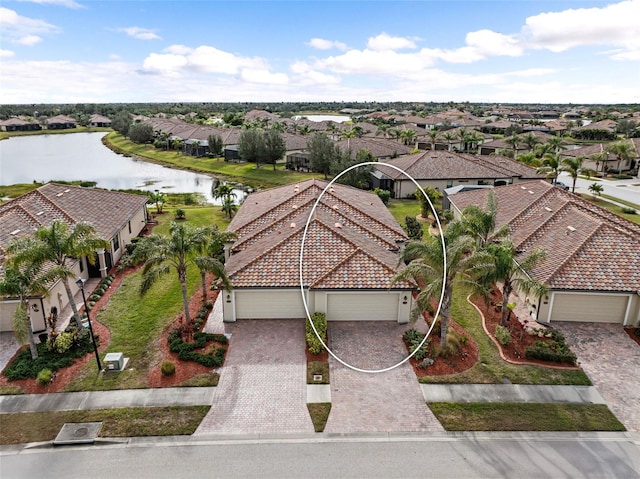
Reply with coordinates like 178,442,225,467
446,180,453,188
112,235,120,252
128,221,131,234
79,258,84,273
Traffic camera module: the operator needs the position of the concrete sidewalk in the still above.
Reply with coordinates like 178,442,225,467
1,383,607,415
421,384,606,404
0,387,216,414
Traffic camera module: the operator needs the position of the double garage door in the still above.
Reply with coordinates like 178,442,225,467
549,293,629,323
233,290,400,321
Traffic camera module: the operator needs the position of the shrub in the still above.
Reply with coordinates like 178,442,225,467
89,294,101,302
373,188,391,205
161,361,176,376
37,368,53,385
175,208,186,220
53,332,73,354
433,329,462,358
621,207,637,215
524,329,577,365
404,216,423,240
403,329,430,360
495,325,511,346
306,312,327,355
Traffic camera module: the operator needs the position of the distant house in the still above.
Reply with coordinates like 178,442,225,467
447,181,640,326
371,151,543,198
222,179,414,322
0,184,149,332
45,114,77,130
0,117,41,132
89,114,112,128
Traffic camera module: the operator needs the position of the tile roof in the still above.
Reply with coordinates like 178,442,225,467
225,179,413,290
0,184,149,260
448,180,640,292
374,151,542,181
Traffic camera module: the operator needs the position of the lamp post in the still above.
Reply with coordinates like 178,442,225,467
75,278,102,372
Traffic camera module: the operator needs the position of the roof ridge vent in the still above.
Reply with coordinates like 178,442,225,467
567,225,576,232
10,229,20,235
544,207,552,212
334,222,342,228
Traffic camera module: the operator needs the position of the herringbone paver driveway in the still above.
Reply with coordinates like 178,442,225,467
554,322,640,432
195,319,314,435
324,322,444,433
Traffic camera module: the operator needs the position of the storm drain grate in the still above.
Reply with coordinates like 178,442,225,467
54,422,103,445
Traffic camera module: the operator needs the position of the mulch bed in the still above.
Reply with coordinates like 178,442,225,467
470,288,580,369
147,282,225,388
624,327,640,347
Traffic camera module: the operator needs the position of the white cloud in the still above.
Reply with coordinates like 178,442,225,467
316,48,436,75
16,34,42,45
0,49,15,57
109,53,121,60
16,0,85,9
367,33,416,51
307,38,347,51
140,44,278,78
290,61,340,85
239,68,288,85
0,7,60,45
521,0,640,59
118,27,160,40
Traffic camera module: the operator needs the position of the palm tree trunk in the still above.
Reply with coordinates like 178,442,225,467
501,283,513,327
181,280,192,325
63,278,83,331
201,271,207,301
25,301,39,359
439,293,452,348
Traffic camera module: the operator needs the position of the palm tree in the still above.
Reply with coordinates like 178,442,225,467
212,183,237,219
0,262,64,359
193,227,236,301
148,191,167,214
400,128,417,147
442,132,455,152
341,127,358,149
392,225,478,348
504,134,521,156
561,156,585,193
375,124,390,139
588,182,604,199
388,127,402,143
537,153,562,183
547,136,566,154
427,130,440,151
474,240,547,326
589,152,607,173
133,222,231,326
534,142,554,159
522,132,541,153
456,128,469,152
454,192,509,247
6,221,109,331
606,141,633,173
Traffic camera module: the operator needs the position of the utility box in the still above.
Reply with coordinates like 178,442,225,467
104,352,124,371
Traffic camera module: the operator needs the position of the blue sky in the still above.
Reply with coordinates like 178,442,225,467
1,0,639,104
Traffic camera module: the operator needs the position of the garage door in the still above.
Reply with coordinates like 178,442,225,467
234,290,306,319
327,293,399,321
550,293,628,323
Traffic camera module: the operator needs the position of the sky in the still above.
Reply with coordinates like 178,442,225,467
0,0,639,105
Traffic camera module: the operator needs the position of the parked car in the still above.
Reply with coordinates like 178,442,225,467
552,181,570,190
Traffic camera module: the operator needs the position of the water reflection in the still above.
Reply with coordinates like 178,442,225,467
0,132,247,205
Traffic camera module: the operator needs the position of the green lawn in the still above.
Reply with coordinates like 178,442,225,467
152,206,231,235
428,403,625,431
0,126,111,141
0,406,210,444
418,281,591,385
386,198,435,236
106,132,321,189
580,195,640,224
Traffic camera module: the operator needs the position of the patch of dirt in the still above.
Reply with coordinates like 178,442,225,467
147,279,225,388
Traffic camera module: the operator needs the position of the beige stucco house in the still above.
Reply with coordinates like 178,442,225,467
222,179,415,322
448,181,640,326
0,184,149,332
372,150,543,199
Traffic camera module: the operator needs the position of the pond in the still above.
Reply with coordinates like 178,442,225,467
0,132,247,204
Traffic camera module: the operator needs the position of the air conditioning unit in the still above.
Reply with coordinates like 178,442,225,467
104,352,124,371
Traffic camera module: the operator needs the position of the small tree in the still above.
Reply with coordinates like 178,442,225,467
128,123,154,144
262,128,287,170
588,182,604,199
308,133,336,179
112,111,132,137
416,186,441,219
148,191,167,214
404,216,423,241
207,133,223,158
238,128,265,167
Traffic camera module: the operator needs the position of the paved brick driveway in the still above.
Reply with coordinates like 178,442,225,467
554,322,640,432
324,321,444,433
195,319,314,435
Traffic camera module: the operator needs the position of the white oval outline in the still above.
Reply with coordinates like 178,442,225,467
299,161,447,373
